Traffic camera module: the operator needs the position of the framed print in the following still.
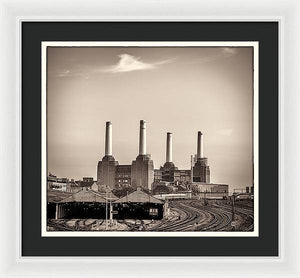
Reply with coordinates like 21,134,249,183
4,0,300,274
5,0,300,278
42,41,258,238
21,21,278,257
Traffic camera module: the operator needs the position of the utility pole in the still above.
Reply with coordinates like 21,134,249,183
231,194,237,231
232,194,236,221
55,203,58,220
105,186,108,230
190,155,194,188
109,190,113,224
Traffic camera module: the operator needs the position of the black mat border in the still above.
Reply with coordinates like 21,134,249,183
22,22,278,256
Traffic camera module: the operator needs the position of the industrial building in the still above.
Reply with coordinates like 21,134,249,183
56,188,108,219
131,120,154,189
191,183,229,199
47,121,232,223
48,187,164,220
96,121,190,191
113,187,164,220
192,131,210,183
154,131,210,185
97,120,154,191
154,132,191,185
153,130,227,197
96,120,227,195
47,174,74,192
154,191,193,200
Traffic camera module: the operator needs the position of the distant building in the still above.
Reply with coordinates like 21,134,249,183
74,177,95,190
154,191,192,200
95,121,230,195
154,132,210,186
97,121,154,191
152,181,171,195
47,174,72,192
154,169,163,182
192,182,229,199
115,165,132,187
192,132,210,183
153,133,191,185
246,186,254,194
174,170,191,183
83,177,93,182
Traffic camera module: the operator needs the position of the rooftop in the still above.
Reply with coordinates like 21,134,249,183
47,190,73,203
114,187,163,204
59,188,107,203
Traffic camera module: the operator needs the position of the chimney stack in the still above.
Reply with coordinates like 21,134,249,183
139,120,146,155
105,121,112,156
166,132,173,162
197,131,203,159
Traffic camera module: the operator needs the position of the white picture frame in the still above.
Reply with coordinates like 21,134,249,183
0,0,298,277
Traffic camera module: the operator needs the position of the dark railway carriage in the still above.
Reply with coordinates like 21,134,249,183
57,202,107,219
47,189,73,219
113,187,164,220
47,203,56,219
48,187,164,220
113,202,163,220
55,188,107,219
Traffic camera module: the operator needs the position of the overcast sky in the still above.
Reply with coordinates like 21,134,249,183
47,46,253,191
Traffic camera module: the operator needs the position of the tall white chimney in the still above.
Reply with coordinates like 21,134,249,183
197,131,203,159
105,121,112,156
139,120,146,155
166,132,173,162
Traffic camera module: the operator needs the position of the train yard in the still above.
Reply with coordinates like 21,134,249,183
47,199,254,232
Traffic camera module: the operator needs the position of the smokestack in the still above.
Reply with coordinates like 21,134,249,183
197,131,203,159
105,121,112,156
139,120,146,155
166,132,173,162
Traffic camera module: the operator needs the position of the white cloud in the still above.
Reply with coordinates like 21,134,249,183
55,67,89,79
222,47,237,55
57,69,71,77
102,54,172,73
191,47,237,65
52,54,173,78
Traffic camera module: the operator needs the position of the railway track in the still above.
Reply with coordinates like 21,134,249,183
189,201,232,231
47,200,254,232
47,219,74,231
213,202,254,231
47,219,103,231
149,200,232,231
148,201,199,231
149,199,253,232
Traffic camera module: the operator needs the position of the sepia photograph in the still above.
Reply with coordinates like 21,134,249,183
0,5,288,276
42,42,258,236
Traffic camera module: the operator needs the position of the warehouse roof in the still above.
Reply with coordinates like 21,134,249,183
90,190,119,201
59,188,107,203
47,190,73,203
114,187,163,204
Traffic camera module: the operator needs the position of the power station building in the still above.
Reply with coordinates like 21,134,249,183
192,131,210,183
154,131,210,184
97,120,154,191
130,120,154,189
97,120,225,193
154,132,191,184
